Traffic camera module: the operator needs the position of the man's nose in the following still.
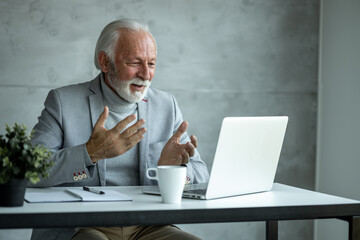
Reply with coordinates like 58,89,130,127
137,63,151,80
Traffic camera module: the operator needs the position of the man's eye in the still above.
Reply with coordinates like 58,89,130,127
128,62,140,66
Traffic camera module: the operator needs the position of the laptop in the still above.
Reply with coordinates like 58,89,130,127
143,116,288,200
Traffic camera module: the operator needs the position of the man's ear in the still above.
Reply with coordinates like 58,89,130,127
98,51,110,73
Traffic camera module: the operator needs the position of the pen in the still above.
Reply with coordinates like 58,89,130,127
83,186,105,195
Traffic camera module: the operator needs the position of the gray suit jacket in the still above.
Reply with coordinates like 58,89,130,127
30,74,209,240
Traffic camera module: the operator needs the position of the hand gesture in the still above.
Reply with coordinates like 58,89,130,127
86,106,147,163
158,121,198,166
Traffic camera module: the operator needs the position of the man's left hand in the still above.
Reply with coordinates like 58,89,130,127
158,121,198,166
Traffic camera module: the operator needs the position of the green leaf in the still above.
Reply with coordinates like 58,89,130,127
13,166,21,175
26,172,40,184
2,157,10,166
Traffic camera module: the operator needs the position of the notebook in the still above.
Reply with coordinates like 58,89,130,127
25,188,132,203
143,116,288,200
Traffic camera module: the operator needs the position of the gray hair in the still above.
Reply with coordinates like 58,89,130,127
94,18,155,70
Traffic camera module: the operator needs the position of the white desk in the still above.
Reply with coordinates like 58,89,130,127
0,183,359,240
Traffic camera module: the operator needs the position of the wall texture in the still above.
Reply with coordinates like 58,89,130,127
315,0,360,239
0,0,319,239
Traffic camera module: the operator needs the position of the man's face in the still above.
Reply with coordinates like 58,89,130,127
105,30,157,103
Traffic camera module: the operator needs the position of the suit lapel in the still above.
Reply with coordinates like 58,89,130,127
88,75,107,186
138,96,149,185
89,76,105,128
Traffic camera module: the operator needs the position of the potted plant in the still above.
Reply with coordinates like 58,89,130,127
0,123,53,207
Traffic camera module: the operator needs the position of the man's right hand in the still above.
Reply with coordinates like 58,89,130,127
86,106,147,163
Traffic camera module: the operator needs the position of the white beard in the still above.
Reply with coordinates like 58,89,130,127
107,66,151,103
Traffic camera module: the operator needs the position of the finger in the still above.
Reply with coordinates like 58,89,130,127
94,106,109,130
121,119,146,138
113,114,136,132
181,149,190,165
123,128,147,150
184,142,195,158
172,121,188,140
190,134,198,148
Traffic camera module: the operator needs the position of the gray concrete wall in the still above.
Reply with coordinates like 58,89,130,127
0,1,319,239
315,0,360,239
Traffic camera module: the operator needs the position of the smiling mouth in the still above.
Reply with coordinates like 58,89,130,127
131,84,145,91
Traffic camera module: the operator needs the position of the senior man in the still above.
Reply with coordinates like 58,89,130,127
30,19,209,240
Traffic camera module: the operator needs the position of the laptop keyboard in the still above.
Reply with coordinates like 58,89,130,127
184,188,207,195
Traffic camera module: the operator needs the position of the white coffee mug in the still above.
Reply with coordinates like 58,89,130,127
146,166,187,204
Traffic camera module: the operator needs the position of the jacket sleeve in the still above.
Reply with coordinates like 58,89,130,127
172,96,210,184
29,89,96,187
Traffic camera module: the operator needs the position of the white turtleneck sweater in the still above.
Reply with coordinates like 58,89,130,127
100,76,140,186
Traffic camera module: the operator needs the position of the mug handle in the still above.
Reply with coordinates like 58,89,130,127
146,168,158,181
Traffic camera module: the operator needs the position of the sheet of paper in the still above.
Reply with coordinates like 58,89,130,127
65,189,132,202
25,189,132,203
25,191,80,203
